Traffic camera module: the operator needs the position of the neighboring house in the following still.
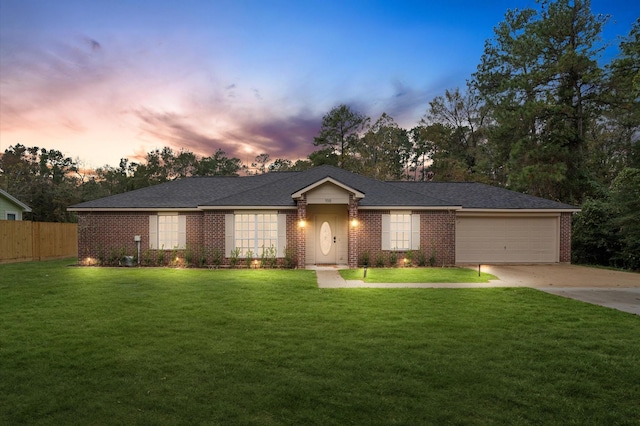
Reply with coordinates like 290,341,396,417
68,165,579,267
0,189,31,220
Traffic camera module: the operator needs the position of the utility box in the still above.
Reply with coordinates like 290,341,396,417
134,235,141,242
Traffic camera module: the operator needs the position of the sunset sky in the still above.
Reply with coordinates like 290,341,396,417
1,0,637,170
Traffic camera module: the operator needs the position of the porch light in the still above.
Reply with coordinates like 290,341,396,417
298,219,306,228
350,218,358,227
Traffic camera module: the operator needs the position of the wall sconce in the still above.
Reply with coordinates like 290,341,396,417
350,218,358,228
298,219,306,228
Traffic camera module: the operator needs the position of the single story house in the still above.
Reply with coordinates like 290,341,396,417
68,165,579,268
0,189,32,220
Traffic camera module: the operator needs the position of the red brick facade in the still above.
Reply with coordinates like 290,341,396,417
560,212,572,263
77,209,572,267
355,209,456,267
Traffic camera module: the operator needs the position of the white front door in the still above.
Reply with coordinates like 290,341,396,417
316,215,336,264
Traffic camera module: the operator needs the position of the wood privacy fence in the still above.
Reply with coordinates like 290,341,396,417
0,221,78,263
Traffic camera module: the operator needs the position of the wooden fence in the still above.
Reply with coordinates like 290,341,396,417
0,221,78,263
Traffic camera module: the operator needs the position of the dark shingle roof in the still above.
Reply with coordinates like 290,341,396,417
69,165,577,210
386,181,577,209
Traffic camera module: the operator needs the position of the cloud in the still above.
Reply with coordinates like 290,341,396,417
134,107,321,162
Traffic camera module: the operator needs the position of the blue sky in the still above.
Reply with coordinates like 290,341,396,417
0,0,637,169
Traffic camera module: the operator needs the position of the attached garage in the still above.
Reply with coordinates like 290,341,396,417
455,214,560,263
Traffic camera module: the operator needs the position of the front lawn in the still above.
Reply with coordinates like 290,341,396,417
340,266,497,283
1,259,639,425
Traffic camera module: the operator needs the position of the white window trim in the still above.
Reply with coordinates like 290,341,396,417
5,211,19,220
225,212,287,257
381,212,420,251
149,213,186,250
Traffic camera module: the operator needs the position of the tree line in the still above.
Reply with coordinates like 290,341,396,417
0,1,638,269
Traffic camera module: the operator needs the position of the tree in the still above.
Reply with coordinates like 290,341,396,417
354,113,411,180
250,153,271,174
0,145,81,222
417,87,491,182
472,0,607,203
602,18,640,171
313,104,369,168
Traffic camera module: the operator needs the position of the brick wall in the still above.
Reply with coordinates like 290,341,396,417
560,212,572,263
78,210,300,267
419,211,456,266
77,211,150,264
356,209,456,267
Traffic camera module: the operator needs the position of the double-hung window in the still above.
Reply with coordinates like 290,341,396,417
149,213,186,249
382,211,420,251
389,213,411,250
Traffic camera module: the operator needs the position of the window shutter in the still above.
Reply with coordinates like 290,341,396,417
149,215,158,249
225,214,234,256
177,215,187,249
411,214,421,250
277,214,287,257
381,214,390,250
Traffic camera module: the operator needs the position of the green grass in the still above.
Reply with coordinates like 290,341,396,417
340,266,497,283
1,259,639,425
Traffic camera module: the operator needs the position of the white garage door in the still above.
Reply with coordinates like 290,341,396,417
456,216,559,263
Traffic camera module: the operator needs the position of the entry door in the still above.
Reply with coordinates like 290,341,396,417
316,215,336,264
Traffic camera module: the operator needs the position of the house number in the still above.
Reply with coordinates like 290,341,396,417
325,198,332,203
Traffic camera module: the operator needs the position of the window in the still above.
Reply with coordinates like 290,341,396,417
382,212,420,251
390,213,411,250
149,214,186,249
158,214,179,249
234,213,278,257
6,212,17,220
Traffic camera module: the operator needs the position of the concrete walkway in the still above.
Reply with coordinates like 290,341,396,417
310,265,640,316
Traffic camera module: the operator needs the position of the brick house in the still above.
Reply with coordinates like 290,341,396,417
68,165,579,267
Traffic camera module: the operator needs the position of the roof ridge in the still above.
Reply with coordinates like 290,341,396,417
200,170,301,206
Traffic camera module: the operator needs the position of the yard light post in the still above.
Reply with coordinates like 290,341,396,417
134,235,141,265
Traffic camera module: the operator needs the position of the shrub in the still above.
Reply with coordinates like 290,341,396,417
229,247,241,268
375,252,385,267
359,250,370,267
245,250,254,268
283,246,297,269
388,250,398,267
405,250,414,266
211,248,223,268
184,245,195,267
415,248,427,267
156,247,166,266
261,245,277,268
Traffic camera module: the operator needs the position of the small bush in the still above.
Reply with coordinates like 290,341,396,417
359,250,370,267
375,252,385,267
229,247,241,268
245,250,254,268
261,245,277,268
388,251,398,267
283,246,297,269
405,250,414,266
211,248,223,268
415,248,427,267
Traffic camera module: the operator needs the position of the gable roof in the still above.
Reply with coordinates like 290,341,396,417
0,189,32,212
68,165,578,211
386,181,578,210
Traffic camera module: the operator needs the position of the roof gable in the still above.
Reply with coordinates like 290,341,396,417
291,177,365,200
0,189,32,212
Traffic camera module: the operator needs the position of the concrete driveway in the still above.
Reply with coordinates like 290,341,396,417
479,264,640,315
314,264,640,315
